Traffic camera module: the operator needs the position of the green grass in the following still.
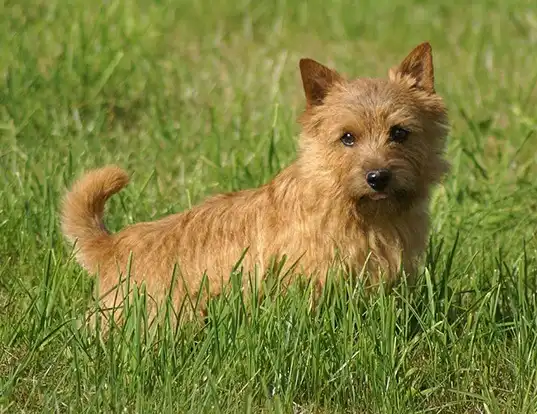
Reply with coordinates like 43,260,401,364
2,0,537,412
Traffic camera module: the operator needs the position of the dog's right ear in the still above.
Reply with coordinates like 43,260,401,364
299,58,342,107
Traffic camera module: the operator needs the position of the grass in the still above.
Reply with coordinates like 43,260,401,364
2,0,537,412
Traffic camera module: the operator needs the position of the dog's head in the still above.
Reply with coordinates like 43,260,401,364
297,42,450,214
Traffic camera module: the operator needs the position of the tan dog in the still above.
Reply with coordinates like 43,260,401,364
61,42,449,318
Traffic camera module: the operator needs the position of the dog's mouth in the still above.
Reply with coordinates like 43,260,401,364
363,188,412,202
358,188,416,204
368,192,389,201
356,188,421,212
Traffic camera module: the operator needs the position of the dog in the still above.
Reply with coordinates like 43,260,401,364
61,42,449,320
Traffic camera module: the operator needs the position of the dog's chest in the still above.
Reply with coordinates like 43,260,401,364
330,213,427,276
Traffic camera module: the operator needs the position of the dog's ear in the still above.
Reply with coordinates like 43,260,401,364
389,42,435,93
299,58,343,106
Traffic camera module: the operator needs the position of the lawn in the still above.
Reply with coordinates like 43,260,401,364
2,0,537,412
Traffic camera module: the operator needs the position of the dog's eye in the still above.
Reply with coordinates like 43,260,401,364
340,132,356,147
389,126,410,143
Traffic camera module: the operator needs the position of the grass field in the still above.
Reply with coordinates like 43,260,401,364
2,0,537,412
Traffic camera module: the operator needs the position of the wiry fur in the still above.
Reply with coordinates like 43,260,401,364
61,42,450,319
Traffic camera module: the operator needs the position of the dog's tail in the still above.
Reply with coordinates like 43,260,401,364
61,165,129,266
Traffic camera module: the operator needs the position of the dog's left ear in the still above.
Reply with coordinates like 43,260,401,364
389,42,435,93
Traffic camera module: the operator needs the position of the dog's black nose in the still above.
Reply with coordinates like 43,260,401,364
366,169,391,191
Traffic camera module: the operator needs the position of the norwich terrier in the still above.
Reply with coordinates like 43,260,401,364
61,42,449,318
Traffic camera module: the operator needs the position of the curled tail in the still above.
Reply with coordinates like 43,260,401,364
61,165,129,267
